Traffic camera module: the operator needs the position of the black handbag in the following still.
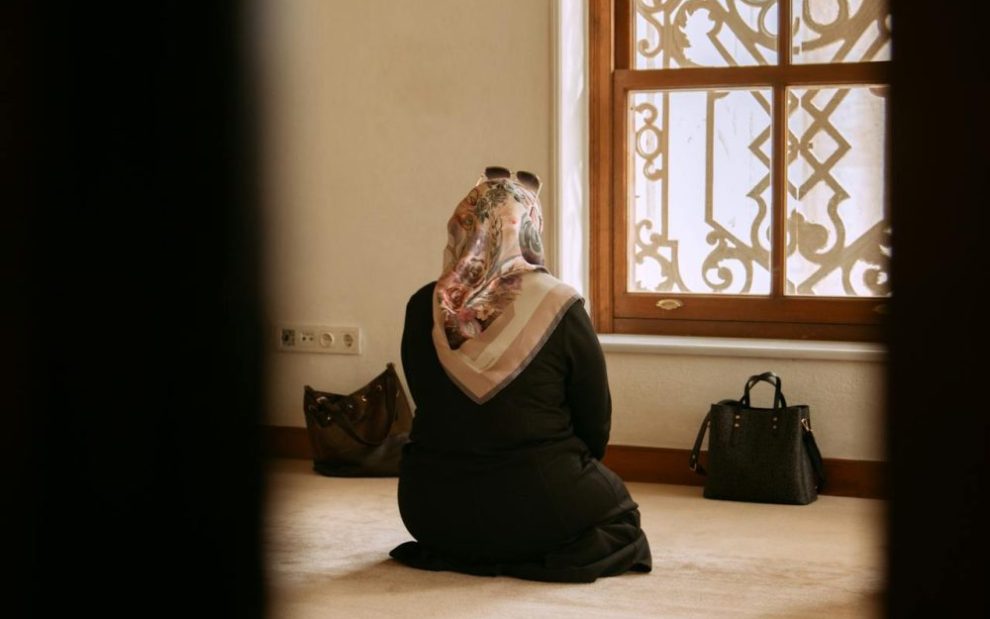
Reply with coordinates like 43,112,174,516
303,363,413,477
689,371,826,505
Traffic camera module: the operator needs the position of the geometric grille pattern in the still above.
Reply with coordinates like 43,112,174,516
630,0,891,297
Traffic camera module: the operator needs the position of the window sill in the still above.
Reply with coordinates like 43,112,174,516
598,333,886,362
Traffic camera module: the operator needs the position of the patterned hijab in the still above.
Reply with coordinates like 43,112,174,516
432,170,581,404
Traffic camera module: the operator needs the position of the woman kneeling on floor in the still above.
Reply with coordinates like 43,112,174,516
389,166,652,583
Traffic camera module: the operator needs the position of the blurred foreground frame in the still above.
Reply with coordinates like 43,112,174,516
5,2,265,617
4,0,988,617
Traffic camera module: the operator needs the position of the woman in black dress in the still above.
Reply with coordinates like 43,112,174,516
389,167,652,583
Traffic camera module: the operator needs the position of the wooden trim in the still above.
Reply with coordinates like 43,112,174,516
621,294,888,320
611,54,629,333
260,426,887,499
779,0,791,67
613,317,882,341
771,0,787,299
614,294,886,324
613,62,891,90
261,425,313,460
611,290,887,341
602,444,887,500
602,445,703,487
614,0,631,71
589,0,614,333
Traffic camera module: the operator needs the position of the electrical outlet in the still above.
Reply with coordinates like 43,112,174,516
277,324,361,355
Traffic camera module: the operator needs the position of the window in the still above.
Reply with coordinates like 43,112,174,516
590,0,891,340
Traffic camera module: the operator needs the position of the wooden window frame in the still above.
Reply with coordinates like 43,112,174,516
589,0,890,341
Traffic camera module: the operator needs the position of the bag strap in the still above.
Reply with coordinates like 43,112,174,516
688,409,714,475
741,371,787,409
802,418,827,492
311,366,399,448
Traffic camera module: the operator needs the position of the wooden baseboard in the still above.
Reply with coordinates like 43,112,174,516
263,425,887,499
598,444,887,499
262,424,314,460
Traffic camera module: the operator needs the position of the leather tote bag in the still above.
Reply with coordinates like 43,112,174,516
303,363,413,477
689,371,826,505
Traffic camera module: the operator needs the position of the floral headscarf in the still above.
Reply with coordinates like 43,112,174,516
435,178,547,350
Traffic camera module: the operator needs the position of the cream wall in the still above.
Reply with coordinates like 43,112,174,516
255,0,886,462
604,353,884,460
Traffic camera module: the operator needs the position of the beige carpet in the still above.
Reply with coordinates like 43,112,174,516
264,458,885,619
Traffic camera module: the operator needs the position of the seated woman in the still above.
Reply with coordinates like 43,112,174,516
390,167,652,583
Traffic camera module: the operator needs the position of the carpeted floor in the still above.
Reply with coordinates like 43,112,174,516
264,458,885,618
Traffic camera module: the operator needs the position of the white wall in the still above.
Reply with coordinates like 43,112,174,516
254,0,886,462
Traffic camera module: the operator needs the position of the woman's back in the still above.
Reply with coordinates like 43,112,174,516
389,168,651,582
400,280,608,458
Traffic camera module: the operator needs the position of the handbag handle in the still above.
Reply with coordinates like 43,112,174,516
309,365,399,448
741,371,787,409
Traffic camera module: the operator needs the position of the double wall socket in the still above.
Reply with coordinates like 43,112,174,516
277,325,361,355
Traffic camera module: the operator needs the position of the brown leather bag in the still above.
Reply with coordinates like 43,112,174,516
303,363,413,477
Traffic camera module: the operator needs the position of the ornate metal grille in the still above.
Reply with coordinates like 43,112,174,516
630,88,773,294
791,0,891,65
634,0,778,68
627,0,891,298
786,85,889,296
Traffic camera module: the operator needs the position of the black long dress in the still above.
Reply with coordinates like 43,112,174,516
389,282,652,583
